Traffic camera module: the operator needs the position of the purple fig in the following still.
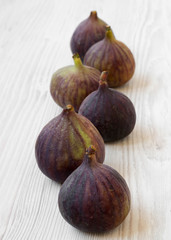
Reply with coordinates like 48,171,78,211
79,71,136,142
35,105,105,183
50,53,100,112
58,145,131,233
70,11,107,60
84,26,135,87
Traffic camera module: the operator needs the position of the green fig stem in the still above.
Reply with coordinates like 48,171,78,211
72,53,83,68
99,71,108,86
105,25,116,41
90,11,98,20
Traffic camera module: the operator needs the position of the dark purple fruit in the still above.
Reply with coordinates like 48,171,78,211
58,145,131,233
70,11,107,60
84,26,135,87
50,53,100,112
79,71,136,142
35,105,105,183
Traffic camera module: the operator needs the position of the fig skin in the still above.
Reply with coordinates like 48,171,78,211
35,105,105,184
50,53,100,112
70,11,107,60
79,71,136,142
58,146,131,233
84,26,135,88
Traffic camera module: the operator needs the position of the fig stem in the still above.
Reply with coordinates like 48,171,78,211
99,71,108,85
85,145,97,165
66,104,74,112
72,53,83,68
86,145,96,156
105,25,116,41
90,11,98,19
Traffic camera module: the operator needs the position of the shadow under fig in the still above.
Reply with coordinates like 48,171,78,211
70,204,150,239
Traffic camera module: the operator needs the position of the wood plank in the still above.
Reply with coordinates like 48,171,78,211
0,0,171,239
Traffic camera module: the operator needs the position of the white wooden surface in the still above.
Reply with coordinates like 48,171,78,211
0,0,171,239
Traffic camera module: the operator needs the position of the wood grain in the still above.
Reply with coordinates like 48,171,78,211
0,0,171,239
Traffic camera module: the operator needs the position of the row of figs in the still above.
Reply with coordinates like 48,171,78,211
35,11,136,233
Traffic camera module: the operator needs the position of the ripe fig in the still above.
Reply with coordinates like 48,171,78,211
35,105,105,183
79,71,136,142
70,11,107,60
50,53,100,112
84,26,135,87
58,145,131,233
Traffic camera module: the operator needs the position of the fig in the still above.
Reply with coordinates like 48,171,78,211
58,145,131,233
79,71,136,142
35,105,105,183
84,26,135,87
50,53,100,112
70,11,107,60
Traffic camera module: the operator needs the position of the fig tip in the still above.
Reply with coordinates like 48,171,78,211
101,71,108,76
86,145,96,155
99,71,108,85
72,53,83,67
72,53,80,59
105,26,116,41
66,104,74,111
90,11,97,18
106,25,111,30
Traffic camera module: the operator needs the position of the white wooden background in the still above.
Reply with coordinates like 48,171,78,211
0,0,171,239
